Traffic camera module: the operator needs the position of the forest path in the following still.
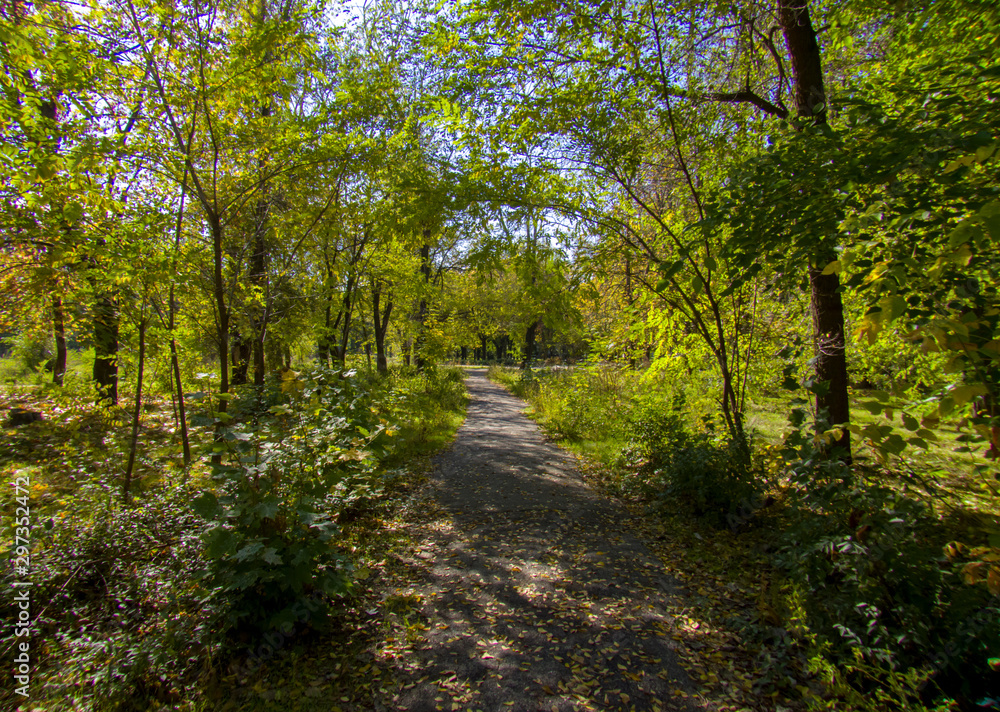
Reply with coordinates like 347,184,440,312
382,369,699,711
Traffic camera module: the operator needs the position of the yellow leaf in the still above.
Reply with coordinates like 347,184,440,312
821,259,841,275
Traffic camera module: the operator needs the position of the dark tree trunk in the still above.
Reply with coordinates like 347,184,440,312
123,319,146,502
52,294,66,386
460,345,468,362
337,277,355,369
231,332,251,386
523,319,540,367
92,291,119,406
250,99,271,389
169,175,191,470
414,240,432,369
318,301,332,367
250,196,268,388
809,262,851,441
211,215,230,463
779,0,851,456
170,335,191,469
372,280,392,374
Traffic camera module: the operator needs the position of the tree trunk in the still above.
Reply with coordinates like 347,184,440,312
250,193,269,388
318,301,332,367
778,0,851,456
414,239,432,369
231,331,251,386
211,215,229,463
372,280,392,374
523,319,540,367
123,319,146,502
170,335,191,469
809,262,851,443
92,291,119,406
168,178,191,470
337,276,355,369
52,294,66,386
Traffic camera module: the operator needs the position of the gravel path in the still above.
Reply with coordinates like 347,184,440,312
385,369,698,711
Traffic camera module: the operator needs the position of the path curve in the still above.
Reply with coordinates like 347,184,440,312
386,369,697,711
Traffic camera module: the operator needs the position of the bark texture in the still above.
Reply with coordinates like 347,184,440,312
778,0,851,455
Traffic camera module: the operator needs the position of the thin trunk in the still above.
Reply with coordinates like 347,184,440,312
415,239,431,369
123,319,147,502
372,280,393,374
779,0,851,456
169,179,191,470
318,301,332,367
337,275,355,368
211,216,229,464
52,294,66,386
251,101,271,389
39,92,67,389
170,336,191,469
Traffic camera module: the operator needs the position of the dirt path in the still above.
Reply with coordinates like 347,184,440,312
383,369,699,711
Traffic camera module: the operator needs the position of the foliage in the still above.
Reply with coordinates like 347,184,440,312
1,483,210,710
0,363,467,710
618,398,761,528
773,409,1000,707
490,364,634,443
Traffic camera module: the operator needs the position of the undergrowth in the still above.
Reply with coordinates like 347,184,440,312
488,364,1000,711
0,364,467,711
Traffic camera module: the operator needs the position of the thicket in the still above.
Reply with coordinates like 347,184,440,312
489,364,1000,711
0,364,466,711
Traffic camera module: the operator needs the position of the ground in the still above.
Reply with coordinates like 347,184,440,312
368,369,765,712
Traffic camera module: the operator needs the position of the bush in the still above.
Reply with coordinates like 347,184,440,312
619,398,761,526
772,421,1000,708
1,484,211,710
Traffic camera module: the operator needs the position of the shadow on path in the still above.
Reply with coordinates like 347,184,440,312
385,369,698,711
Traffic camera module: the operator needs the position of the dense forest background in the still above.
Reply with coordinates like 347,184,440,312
1,0,998,709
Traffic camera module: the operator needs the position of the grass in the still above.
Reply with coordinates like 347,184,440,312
747,393,999,513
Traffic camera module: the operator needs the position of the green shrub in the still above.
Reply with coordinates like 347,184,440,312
773,417,1000,707
1,484,212,710
618,397,761,526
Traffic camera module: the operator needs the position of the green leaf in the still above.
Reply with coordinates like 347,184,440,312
192,492,221,519
235,542,264,561
861,400,885,415
205,527,236,558
256,496,280,519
